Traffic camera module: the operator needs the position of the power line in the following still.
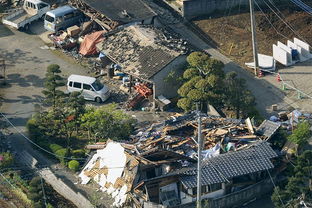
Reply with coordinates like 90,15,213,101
254,0,289,39
266,168,286,207
267,0,309,44
0,112,87,161
262,0,309,44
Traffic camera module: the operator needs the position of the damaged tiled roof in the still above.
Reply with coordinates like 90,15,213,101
179,142,278,188
256,120,281,139
81,0,156,23
97,25,187,80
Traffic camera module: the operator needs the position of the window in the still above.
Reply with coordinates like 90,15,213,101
210,183,222,192
83,84,93,91
73,82,81,89
68,81,73,87
91,80,104,91
45,15,55,23
202,185,207,193
38,3,47,9
192,187,197,195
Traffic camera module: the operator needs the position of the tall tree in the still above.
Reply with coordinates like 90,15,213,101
272,150,312,208
66,91,85,133
42,64,65,109
223,71,255,118
287,121,311,146
177,52,225,112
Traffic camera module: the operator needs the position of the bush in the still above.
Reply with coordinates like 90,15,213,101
0,152,13,168
29,176,41,187
26,118,43,143
55,148,68,164
68,160,80,172
28,193,41,201
33,201,43,208
72,149,85,158
49,144,63,153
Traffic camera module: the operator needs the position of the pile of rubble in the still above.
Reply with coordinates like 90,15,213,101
79,113,279,207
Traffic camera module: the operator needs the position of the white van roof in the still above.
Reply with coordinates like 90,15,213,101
68,74,96,84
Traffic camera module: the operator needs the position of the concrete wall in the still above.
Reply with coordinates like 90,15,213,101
151,55,187,99
181,0,306,19
182,0,249,19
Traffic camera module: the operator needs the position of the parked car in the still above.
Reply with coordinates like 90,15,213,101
67,74,110,103
2,0,50,30
44,5,84,32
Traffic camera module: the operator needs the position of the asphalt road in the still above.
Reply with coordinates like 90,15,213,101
0,23,113,207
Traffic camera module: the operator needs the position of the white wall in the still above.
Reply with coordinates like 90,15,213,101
273,44,290,66
277,41,293,65
180,186,225,205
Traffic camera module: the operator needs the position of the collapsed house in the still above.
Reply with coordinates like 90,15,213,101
79,113,280,207
96,24,189,109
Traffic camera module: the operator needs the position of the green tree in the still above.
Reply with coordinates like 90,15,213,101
42,64,65,109
177,52,225,112
223,71,256,118
272,151,312,208
81,104,136,141
65,91,85,133
68,160,80,171
288,121,311,146
0,152,13,168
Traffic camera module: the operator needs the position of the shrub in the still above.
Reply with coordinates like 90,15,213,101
33,201,43,208
68,160,80,172
26,118,43,142
0,152,13,168
28,193,41,201
55,148,68,164
29,176,41,187
49,144,63,153
72,149,85,158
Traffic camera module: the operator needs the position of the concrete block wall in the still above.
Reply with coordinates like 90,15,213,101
181,0,312,19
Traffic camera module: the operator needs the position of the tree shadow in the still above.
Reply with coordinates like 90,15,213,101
3,73,45,88
0,48,51,66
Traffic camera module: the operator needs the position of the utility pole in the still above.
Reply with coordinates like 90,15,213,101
249,0,259,76
196,102,202,208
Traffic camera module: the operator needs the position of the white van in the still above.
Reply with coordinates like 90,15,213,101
67,74,110,103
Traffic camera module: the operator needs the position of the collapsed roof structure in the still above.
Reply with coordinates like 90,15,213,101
97,24,189,81
79,113,280,207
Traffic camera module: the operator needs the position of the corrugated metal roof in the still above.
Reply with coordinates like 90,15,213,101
256,120,281,139
179,142,277,189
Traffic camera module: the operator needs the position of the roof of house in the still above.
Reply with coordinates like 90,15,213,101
81,0,156,23
179,142,278,188
97,25,187,80
256,120,281,139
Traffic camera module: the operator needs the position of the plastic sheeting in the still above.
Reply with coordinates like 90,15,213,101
79,31,105,56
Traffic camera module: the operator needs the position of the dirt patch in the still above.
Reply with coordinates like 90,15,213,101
193,10,312,70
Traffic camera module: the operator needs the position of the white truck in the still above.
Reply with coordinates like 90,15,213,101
2,0,50,30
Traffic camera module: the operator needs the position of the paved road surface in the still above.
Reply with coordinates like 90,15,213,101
0,23,112,207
